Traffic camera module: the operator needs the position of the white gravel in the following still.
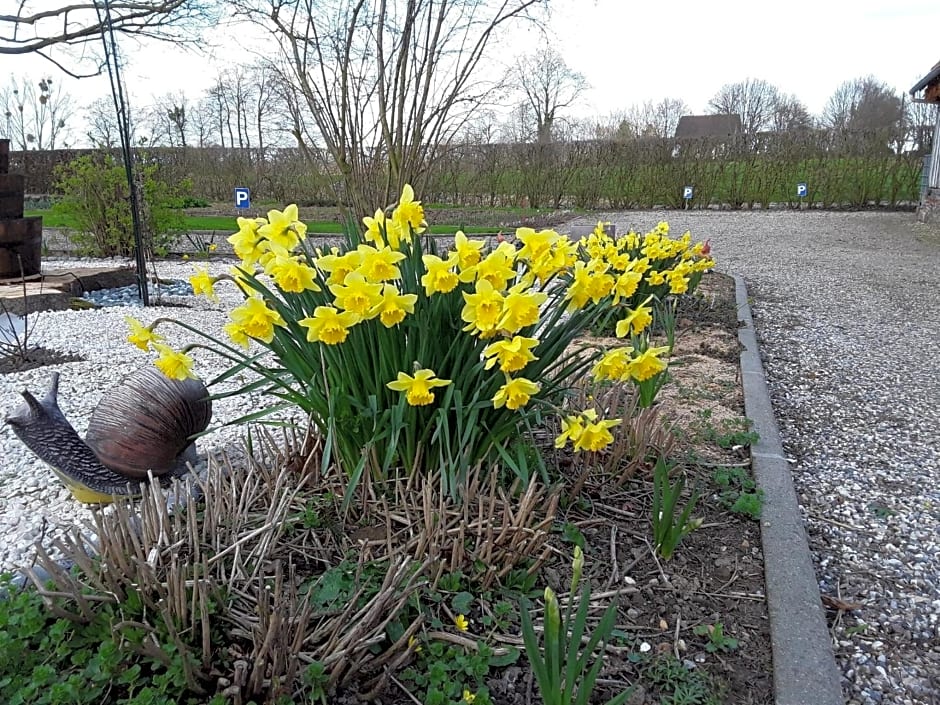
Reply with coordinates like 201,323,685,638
568,209,940,705
0,257,280,573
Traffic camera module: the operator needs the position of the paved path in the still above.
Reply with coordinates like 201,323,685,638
568,210,940,705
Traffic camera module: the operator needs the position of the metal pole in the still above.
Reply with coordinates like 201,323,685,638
95,0,149,305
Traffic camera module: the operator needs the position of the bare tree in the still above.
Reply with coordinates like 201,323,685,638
500,101,537,143
822,76,903,132
512,47,588,143
167,97,188,147
770,93,813,132
612,98,689,139
232,0,547,216
84,95,121,147
1,75,72,149
0,1,218,78
708,78,782,134
138,92,190,146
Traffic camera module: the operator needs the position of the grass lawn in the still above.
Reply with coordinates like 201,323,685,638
26,210,502,235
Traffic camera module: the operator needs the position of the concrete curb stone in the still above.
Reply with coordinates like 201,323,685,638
735,274,845,705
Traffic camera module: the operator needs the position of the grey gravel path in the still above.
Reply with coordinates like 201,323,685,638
567,210,940,705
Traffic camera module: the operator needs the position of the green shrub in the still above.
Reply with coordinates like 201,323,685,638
52,152,190,257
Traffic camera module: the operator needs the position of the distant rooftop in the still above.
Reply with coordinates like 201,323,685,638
674,114,743,139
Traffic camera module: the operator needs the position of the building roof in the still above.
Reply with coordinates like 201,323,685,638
911,60,940,95
674,114,743,139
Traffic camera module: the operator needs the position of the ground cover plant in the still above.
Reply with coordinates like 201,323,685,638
1,193,772,704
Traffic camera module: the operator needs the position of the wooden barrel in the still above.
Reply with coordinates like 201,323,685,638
0,217,43,278
0,174,24,219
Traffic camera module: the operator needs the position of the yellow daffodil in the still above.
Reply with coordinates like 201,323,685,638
387,368,451,406
554,413,586,449
497,284,547,334
467,242,516,290
564,261,593,311
612,271,642,303
493,376,540,410
224,321,251,349
573,416,621,452
229,296,286,344
125,316,163,351
482,335,539,373
630,257,651,275
453,614,470,632
616,296,654,337
451,230,485,269
592,347,633,382
629,345,670,381
152,343,196,381
393,183,426,235
329,272,383,315
299,306,361,345
461,279,504,336
645,270,666,286
356,244,406,282
529,245,571,283
228,217,266,266
586,268,615,304
259,204,306,250
362,209,389,247
189,267,218,301
692,257,716,272
668,272,690,295
421,253,460,295
370,284,418,327
317,249,362,286
516,227,559,263
269,255,320,294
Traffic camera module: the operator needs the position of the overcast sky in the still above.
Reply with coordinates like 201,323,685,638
3,0,940,145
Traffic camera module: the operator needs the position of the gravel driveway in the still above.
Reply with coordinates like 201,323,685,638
1,211,937,704
567,209,940,705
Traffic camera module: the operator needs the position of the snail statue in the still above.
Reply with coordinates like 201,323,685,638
5,367,212,504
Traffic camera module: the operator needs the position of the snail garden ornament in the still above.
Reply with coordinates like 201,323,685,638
5,367,212,503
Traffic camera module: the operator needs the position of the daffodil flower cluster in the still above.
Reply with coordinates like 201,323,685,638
577,220,715,303
124,186,713,493
553,408,622,453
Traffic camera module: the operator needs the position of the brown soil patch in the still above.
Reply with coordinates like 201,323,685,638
538,272,772,704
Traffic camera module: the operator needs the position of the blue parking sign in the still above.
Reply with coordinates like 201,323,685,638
683,186,694,200
797,182,808,198
234,187,251,209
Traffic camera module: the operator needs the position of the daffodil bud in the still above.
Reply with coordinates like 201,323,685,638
571,544,584,594
544,586,560,644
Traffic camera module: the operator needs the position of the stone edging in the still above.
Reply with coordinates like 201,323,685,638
735,275,844,705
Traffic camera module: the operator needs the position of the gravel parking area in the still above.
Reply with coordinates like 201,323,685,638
568,209,940,705
2,212,938,703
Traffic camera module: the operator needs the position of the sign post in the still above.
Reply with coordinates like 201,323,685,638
797,182,807,208
683,185,694,209
234,187,251,210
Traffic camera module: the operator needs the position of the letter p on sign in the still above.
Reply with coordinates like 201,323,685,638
234,187,251,209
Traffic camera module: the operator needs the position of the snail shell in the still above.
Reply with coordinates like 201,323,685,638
84,366,212,479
